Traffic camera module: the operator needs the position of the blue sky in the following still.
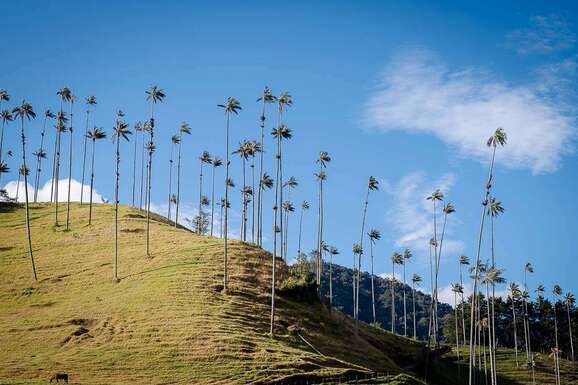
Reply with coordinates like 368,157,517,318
2,0,577,303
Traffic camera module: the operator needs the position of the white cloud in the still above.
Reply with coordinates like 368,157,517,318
383,172,464,262
505,15,576,55
2,179,105,203
364,49,576,174
437,283,510,306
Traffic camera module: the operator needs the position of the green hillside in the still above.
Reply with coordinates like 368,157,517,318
0,203,576,384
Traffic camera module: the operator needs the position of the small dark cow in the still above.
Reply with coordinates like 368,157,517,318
49,373,68,383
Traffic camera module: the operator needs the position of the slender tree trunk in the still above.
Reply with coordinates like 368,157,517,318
391,263,396,334
455,292,460,359
512,299,519,367
220,202,224,238
139,134,145,210
370,241,376,324
460,264,467,345
146,104,154,257
210,164,216,236
131,128,138,207
403,262,407,337
167,143,174,220
199,158,205,235
50,128,57,203
0,119,6,166
114,135,120,281
34,115,48,202
297,205,304,257
251,155,255,244
271,129,280,336
553,303,560,385
65,103,74,230
54,127,62,224
278,134,284,263
329,249,333,307
20,116,38,281
357,187,370,322
567,303,575,362
175,141,182,227
223,112,230,291
486,284,495,385
257,99,266,246
240,157,246,240
413,284,417,340
80,107,90,205
16,172,21,199
88,139,96,225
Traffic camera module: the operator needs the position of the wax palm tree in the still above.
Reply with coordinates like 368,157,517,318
402,248,412,336
281,200,294,255
0,110,13,169
412,273,422,340
282,176,298,256
451,283,464,359
218,197,230,238
315,152,330,292
275,92,292,263
139,120,151,210
198,150,212,233
16,165,29,201
459,255,470,344
33,110,55,202
234,142,250,239
0,90,9,111
112,118,131,281
52,112,67,223
80,96,97,205
256,87,276,246
468,128,507,385
247,140,261,243
272,124,292,260
210,156,223,236
145,86,165,257
131,121,143,207
355,176,379,322
352,242,363,310
426,189,444,344
297,200,309,259
523,262,534,365
167,134,180,220
65,94,76,230
483,267,505,385
86,127,106,225
552,284,562,385
391,251,403,334
368,228,381,324
174,122,190,226
12,100,38,281
325,245,339,307
217,97,241,292
565,292,575,361
509,282,521,367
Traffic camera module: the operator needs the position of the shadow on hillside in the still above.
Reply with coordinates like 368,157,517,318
0,202,19,213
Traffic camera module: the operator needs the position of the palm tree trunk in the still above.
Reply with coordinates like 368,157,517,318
271,130,280,336
553,303,560,385
223,112,230,291
297,205,304,257
146,139,153,257
413,284,417,339
460,265,467,345
485,284,495,385
131,128,138,207
455,292,460,359
279,140,284,263
567,303,575,362
469,145,497,385
80,107,90,205
65,104,74,230
251,155,255,244
54,128,62,224
50,128,57,203
370,241,376,324
114,135,120,281
257,100,266,246
210,164,216,236
403,263,407,337
357,187,370,322
20,116,38,281
391,263,396,334
199,159,205,235
34,114,48,202
167,144,174,220
175,141,182,227
0,119,6,166
16,171,21,199
88,139,96,225
512,300,519,367
329,249,333,307
220,201,224,238
139,136,145,210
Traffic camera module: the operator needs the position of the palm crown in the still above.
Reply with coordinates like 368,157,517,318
412,273,422,285
427,189,444,201
0,90,9,102
553,285,562,297
391,252,403,265
403,248,412,261
525,263,534,274
146,86,166,104
301,201,310,210
45,110,56,119
180,121,191,135
200,151,212,164
87,127,107,141
352,243,363,255
12,101,36,120
171,134,181,145
277,91,293,112
260,173,273,189
112,121,132,142
368,176,379,191
1,110,13,123
368,228,381,242
487,127,507,148
57,87,72,103
317,151,331,167
85,95,97,106
212,157,223,168
271,124,292,140
0,162,10,174
443,202,456,215
257,86,276,104
459,255,470,265
565,292,575,306
283,176,298,189
488,197,505,217
218,97,242,114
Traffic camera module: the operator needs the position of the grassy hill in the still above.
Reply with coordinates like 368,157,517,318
0,203,576,384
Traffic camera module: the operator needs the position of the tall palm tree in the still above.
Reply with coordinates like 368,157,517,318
112,117,131,282
218,196,230,238
327,245,339,307
402,248,412,337
368,228,381,324
508,282,521,367
523,262,534,365
33,110,55,202
65,95,77,230
0,110,13,170
275,92,293,263
483,267,505,385
80,96,97,205
315,151,331,293
16,165,29,201
297,200,310,258
131,121,143,207
210,156,223,235
426,189,444,344
247,140,261,243
412,273,422,340
198,150,212,233
468,128,507,385
256,87,276,246
12,100,38,281
217,97,241,292
391,251,403,334
352,242,363,317
51,112,67,222
139,120,151,210
459,255,470,344
282,176,298,256
234,142,250,239
272,124,292,259
281,200,294,256
145,86,165,257
552,284,562,385
167,134,180,220
86,127,106,225
565,292,575,362
451,283,464,359
356,176,379,322
174,121,190,226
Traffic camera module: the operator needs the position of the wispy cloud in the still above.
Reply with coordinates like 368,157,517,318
364,49,576,174
2,179,105,203
437,283,510,306
383,172,464,263
505,15,576,55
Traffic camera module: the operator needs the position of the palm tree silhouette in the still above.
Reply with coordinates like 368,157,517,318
483,266,505,384
402,248,412,337
218,196,230,239
297,200,310,259
131,121,143,207
552,284,562,385
210,156,223,236
522,262,534,367
145,86,165,257
368,228,381,324
508,282,521,367
271,124,292,260
0,110,13,181
33,110,55,202
564,292,575,361
282,176,298,257
167,134,180,220
80,96,97,205
86,127,106,225
281,200,294,255
426,189,444,345
234,142,250,240
248,140,261,243
174,122,190,226
412,273,422,340
217,96,241,292
198,150,212,233
390,251,403,334
275,92,292,264
65,94,77,231
326,245,339,307
315,151,330,294
12,100,38,281
52,111,68,223
459,255,470,344
451,283,464,359
112,116,131,282
256,87,276,246
139,121,151,210
468,128,507,385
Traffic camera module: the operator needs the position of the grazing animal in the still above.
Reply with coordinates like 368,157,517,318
49,373,68,383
